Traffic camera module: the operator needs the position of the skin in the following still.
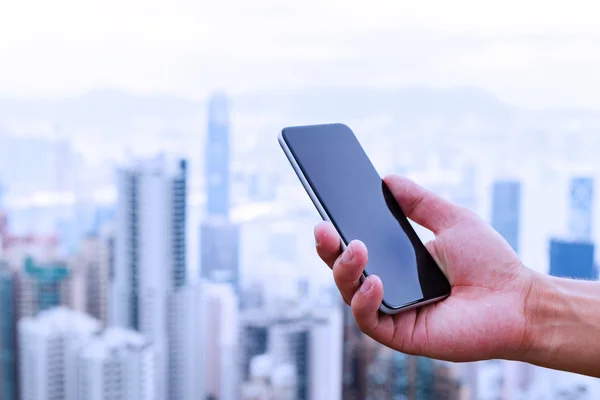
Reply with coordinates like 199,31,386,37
314,174,600,377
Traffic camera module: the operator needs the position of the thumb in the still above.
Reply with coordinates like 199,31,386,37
383,174,468,234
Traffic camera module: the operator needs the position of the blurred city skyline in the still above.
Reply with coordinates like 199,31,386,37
2,1,600,398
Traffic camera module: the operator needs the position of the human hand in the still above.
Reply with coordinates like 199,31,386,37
314,174,539,362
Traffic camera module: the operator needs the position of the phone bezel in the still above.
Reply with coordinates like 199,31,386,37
278,128,449,315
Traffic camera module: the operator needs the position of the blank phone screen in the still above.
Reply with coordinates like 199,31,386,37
282,124,450,309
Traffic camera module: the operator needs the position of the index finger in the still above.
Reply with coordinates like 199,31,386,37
314,221,342,269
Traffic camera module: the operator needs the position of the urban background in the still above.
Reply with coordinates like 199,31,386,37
1,1,600,399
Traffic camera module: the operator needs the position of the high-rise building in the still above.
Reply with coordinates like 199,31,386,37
240,313,269,382
203,282,239,400
240,305,343,400
76,234,110,324
491,180,521,254
167,284,204,400
309,307,343,400
0,261,18,400
18,307,101,400
267,309,343,400
71,327,156,400
342,306,369,400
367,351,462,400
200,93,241,292
205,93,231,218
549,239,596,280
568,177,594,241
18,256,73,318
111,155,192,400
200,218,240,291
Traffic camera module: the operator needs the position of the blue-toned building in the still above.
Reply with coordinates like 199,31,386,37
205,93,231,218
199,218,240,292
23,257,71,313
549,239,596,280
491,180,521,254
568,177,594,241
0,262,17,400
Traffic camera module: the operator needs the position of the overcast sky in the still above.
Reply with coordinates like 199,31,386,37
2,0,600,108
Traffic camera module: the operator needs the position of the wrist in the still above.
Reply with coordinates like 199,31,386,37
517,272,560,365
517,272,600,376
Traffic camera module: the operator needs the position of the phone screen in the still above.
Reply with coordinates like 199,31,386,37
281,124,450,309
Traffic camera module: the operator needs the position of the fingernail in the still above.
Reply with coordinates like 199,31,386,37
341,244,354,263
360,276,373,293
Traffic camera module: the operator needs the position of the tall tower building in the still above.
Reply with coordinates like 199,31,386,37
309,308,343,400
205,93,231,218
167,284,204,400
71,327,156,400
568,176,594,241
0,261,18,400
203,282,239,400
342,306,369,400
111,155,197,400
491,180,521,254
18,307,101,400
200,92,240,291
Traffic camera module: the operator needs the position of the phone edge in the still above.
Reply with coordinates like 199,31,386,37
278,129,448,315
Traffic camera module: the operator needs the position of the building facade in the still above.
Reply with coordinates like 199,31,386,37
568,177,594,241
549,239,596,280
491,180,521,254
72,327,156,400
0,261,18,400
111,155,194,400
18,307,101,400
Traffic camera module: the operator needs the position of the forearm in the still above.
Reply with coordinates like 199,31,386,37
521,273,600,377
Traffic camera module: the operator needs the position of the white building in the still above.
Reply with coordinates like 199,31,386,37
203,282,239,400
110,155,191,400
167,285,204,400
240,304,343,400
73,327,156,400
309,307,343,400
17,307,101,400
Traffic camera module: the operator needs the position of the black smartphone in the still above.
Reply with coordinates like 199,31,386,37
278,123,451,314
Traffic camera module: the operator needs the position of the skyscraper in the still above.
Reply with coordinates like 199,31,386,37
200,93,241,291
309,307,343,400
342,306,369,400
167,284,204,400
71,327,156,400
549,239,596,280
568,177,594,241
240,316,269,382
491,180,521,254
200,218,240,291
111,155,195,400
0,261,18,400
205,93,231,218
203,282,239,400
18,307,101,400
76,234,110,325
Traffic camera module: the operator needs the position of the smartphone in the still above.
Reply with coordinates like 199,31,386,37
278,123,451,314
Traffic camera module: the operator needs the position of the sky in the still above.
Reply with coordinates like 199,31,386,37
2,0,600,108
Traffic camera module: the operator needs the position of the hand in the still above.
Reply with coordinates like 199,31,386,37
314,174,539,362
